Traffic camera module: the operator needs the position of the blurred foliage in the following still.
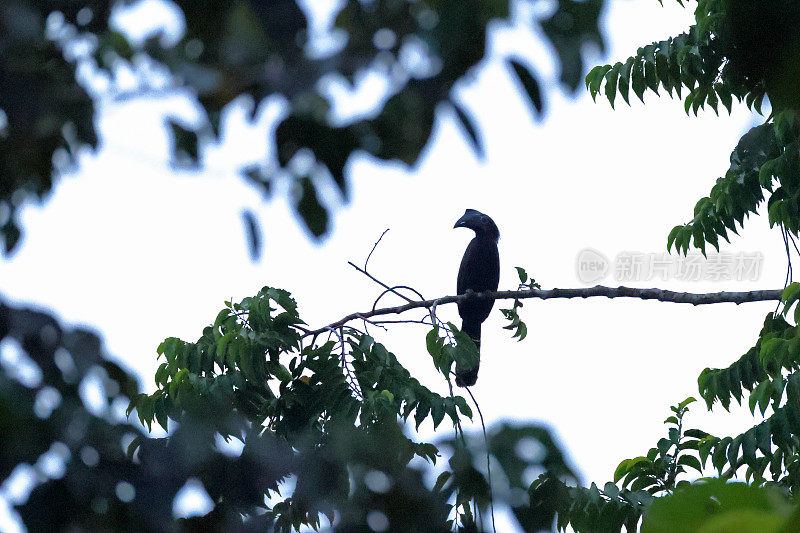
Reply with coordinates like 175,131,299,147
641,481,799,533
0,1,105,253
0,296,156,529
0,0,605,251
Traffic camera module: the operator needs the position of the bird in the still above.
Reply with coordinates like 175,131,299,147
453,209,500,387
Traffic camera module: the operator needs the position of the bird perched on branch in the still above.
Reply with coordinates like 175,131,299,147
453,209,500,387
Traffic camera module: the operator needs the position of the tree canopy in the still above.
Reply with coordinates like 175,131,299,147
0,0,601,251
3,0,800,532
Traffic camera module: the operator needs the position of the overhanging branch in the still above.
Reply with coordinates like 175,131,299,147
304,285,783,338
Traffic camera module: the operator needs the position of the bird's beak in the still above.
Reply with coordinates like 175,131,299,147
453,213,470,229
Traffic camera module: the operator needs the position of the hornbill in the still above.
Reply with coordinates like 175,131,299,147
453,209,500,387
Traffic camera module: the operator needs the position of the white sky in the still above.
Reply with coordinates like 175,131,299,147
0,0,789,530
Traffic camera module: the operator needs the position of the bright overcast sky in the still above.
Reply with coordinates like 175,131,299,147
0,0,789,529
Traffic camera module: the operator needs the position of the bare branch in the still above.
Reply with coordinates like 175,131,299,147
303,285,783,338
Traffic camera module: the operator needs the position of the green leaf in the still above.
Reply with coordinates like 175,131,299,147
614,458,631,483
431,399,445,428
155,363,169,387
741,431,757,466
619,57,634,105
454,396,472,419
632,59,646,102
657,437,672,456
706,88,719,115
781,282,800,311
678,396,697,411
644,59,659,94
677,454,703,473
426,326,440,357
240,346,255,381
604,62,621,108
684,429,709,439
760,339,785,368
448,322,479,372
585,64,613,99
667,225,682,252
717,83,733,113
414,399,430,430
515,266,528,284
712,439,729,472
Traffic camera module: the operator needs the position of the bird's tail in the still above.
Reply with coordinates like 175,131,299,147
455,321,481,387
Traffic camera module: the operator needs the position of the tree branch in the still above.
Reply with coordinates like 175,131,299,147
304,285,783,338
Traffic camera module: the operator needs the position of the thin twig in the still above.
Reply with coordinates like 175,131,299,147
429,301,454,344
349,261,417,304
372,285,426,311
779,224,792,314
350,244,460,343
443,372,470,530
303,286,783,338
788,231,800,257
464,386,496,533
370,319,435,326
352,312,389,333
364,228,390,271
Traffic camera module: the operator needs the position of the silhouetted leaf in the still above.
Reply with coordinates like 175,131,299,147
294,177,328,238
450,100,484,159
508,58,544,116
167,119,199,167
241,209,262,261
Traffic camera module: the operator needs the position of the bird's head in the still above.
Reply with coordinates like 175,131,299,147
454,209,499,240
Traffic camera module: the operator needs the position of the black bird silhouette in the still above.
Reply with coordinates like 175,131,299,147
453,209,500,387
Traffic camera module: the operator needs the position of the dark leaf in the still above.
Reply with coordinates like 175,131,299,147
508,58,544,116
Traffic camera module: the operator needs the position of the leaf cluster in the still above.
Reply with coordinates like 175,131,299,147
529,474,654,533
499,267,541,341
126,286,488,529
586,0,769,114
681,286,800,491
614,398,706,495
586,1,800,256
575,9,800,526
425,321,481,383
